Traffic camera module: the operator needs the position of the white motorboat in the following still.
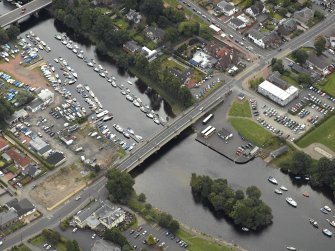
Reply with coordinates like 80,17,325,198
286,197,297,207
102,113,113,122
94,67,99,72
123,132,130,138
72,48,78,54
87,62,94,67
54,58,59,63
326,219,335,228
280,186,288,191
126,95,134,102
309,218,319,228
126,128,134,135
121,90,127,95
111,81,117,87
61,40,68,45
153,118,160,125
77,53,84,59
286,247,296,251
274,189,282,195
133,100,140,107
55,34,62,40
323,228,333,237
268,176,278,185
241,227,249,232
324,206,332,212
99,72,106,78
147,113,154,119
320,207,328,214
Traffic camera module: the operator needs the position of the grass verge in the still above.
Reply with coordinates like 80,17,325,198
228,100,251,118
296,115,335,152
317,72,335,97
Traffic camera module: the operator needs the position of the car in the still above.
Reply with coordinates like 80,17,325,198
130,229,135,234
75,196,81,201
72,227,78,232
46,245,51,250
43,243,48,248
92,233,96,239
137,226,143,232
199,106,204,111
165,231,170,236
142,230,147,235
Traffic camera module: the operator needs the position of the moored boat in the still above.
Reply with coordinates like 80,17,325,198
274,189,282,195
286,247,296,251
303,192,310,197
309,218,319,228
268,176,278,185
323,228,333,237
324,206,332,212
241,227,249,232
320,207,329,214
326,219,335,228
280,186,288,191
286,197,297,207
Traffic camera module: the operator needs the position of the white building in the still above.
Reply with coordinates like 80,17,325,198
216,1,238,16
27,89,54,113
189,51,217,69
258,80,299,106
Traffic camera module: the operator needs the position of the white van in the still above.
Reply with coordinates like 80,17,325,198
329,49,335,55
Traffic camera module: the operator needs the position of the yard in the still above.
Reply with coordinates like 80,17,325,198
229,118,279,148
281,71,300,88
228,100,251,118
317,72,335,97
297,115,335,152
29,233,76,251
112,18,129,30
161,57,188,72
177,228,235,251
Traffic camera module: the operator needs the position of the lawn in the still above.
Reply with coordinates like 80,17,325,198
112,19,129,30
7,165,18,174
0,160,5,168
297,115,335,152
29,234,69,251
161,57,188,72
229,118,279,147
281,72,300,88
273,13,283,21
317,72,335,97
228,100,251,118
177,229,235,251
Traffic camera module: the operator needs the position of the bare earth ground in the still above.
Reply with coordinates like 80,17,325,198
29,164,87,208
73,123,119,168
0,55,50,90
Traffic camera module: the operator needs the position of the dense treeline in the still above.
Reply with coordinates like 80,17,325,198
282,151,335,194
51,0,199,108
190,173,273,230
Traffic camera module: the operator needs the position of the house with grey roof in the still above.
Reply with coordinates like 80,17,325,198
0,208,18,229
248,29,277,48
143,26,165,42
229,17,246,30
294,7,314,24
278,18,297,36
29,137,52,157
22,164,39,177
6,198,36,219
307,53,332,74
245,2,265,18
126,9,142,24
46,151,66,167
268,71,288,90
123,40,141,54
216,0,238,16
270,145,289,158
74,201,126,230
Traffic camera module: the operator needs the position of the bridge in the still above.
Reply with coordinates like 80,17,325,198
117,86,231,172
0,0,52,28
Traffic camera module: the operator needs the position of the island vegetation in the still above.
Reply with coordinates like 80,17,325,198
51,0,204,111
190,173,273,230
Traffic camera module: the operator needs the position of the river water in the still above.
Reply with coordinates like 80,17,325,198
10,9,335,251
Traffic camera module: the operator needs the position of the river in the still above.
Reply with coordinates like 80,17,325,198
9,8,335,251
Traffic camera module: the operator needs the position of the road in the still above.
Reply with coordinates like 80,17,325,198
3,5,335,251
0,0,52,28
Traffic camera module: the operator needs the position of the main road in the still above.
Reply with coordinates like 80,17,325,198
3,7,335,251
0,0,52,28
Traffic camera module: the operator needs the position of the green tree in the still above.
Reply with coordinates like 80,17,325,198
271,58,284,74
140,0,163,23
314,36,326,55
290,151,312,175
297,73,312,87
199,25,213,41
138,193,146,202
246,186,261,200
158,212,173,228
15,91,34,107
178,21,199,37
146,234,156,245
7,24,20,40
168,219,180,233
42,229,61,246
104,229,129,247
0,28,9,44
292,49,308,65
106,169,135,203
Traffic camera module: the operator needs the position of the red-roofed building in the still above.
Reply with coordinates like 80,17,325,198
5,148,32,169
0,137,9,152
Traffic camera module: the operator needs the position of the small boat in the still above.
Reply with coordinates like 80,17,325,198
102,114,113,122
123,132,130,138
126,95,134,102
133,100,140,107
153,118,160,125
241,227,249,232
324,206,332,212
55,34,62,40
326,219,335,228
87,62,94,67
146,113,154,119
94,67,99,72
111,81,117,87
274,189,282,195
54,58,59,63
302,192,310,197
72,48,78,54
286,197,297,207
305,176,310,181
99,72,106,78
320,207,329,214
126,128,134,135
323,228,333,237
127,80,132,85
286,247,296,251
77,53,84,59
268,176,278,185
309,218,319,228
280,186,288,191
121,90,127,95
294,176,302,180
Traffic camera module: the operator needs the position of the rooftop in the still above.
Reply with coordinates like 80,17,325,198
308,53,333,70
259,80,299,101
6,198,35,217
46,151,65,166
217,1,235,11
0,137,9,150
0,208,18,227
29,137,49,151
6,148,32,168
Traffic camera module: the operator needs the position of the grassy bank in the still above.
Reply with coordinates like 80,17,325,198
317,72,335,97
228,100,251,118
229,118,281,149
296,115,335,152
177,228,235,251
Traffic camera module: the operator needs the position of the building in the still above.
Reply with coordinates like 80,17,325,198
168,68,192,85
29,137,52,157
229,17,246,30
26,89,54,113
330,36,335,48
294,7,314,24
6,198,36,219
278,18,297,36
22,163,39,177
258,80,299,106
125,9,142,24
307,53,332,74
0,137,9,152
216,1,238,16
215,49,239,71
5,109,28,125
270,145,289,158
123,40,141,54
248,29,276,48
46,151,66,167
245,2,265,18
267,71,288,89
5,148,32,169
0,208,19,229
74,201,126,230
141,47,158,59
189,51,217,69
143,26,165,42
